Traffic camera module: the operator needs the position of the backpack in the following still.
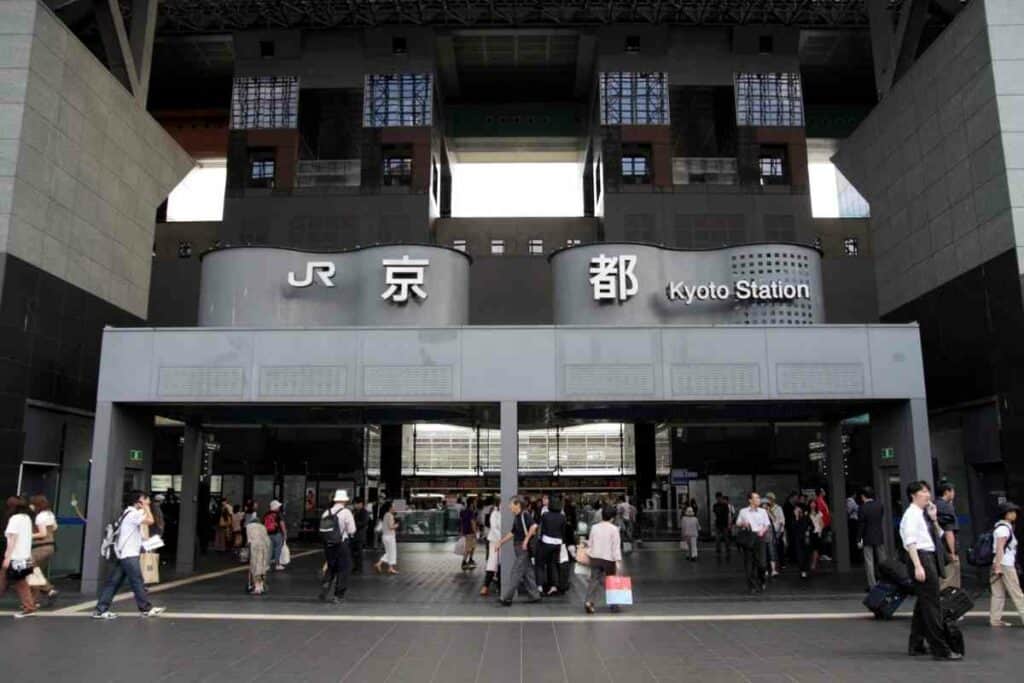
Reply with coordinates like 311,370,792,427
319,510,344,546
967,521,1013,567
264,511,279,535
100,509,131,560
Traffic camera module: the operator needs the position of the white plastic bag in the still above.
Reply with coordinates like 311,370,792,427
279,542,291,566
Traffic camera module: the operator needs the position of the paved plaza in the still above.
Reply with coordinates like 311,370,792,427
3,543,1021,681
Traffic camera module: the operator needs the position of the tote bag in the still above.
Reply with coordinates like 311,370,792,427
605,575,633,605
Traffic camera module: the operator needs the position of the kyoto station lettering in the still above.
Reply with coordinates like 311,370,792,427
665,280,812,304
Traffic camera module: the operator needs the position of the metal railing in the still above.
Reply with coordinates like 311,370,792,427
672,157,738,185
296,159,361,189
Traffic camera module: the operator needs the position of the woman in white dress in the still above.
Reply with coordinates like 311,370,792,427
480,497,501,596
374,501,399,575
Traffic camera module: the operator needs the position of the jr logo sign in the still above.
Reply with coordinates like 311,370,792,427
287,261,336,287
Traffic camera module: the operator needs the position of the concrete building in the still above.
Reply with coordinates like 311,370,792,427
1,1,1020,589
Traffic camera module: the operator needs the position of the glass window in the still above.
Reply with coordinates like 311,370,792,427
382,156,413,186
566,239,582,247
734,73,804,127
599,72,670,125
248,149,276,188
452,239,467,252
528,239,544,255
490,239,505,255
844,237,859,256
621,154,650,183
230,76,299,129
363,73,433,127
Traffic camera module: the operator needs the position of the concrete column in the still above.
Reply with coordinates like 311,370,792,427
826,421,851,573
80,403,153,594
176,424,203,575
380,424,403,500
499,401,518,591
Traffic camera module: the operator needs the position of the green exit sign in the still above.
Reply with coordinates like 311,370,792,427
881,447,895,460
129,449,144,463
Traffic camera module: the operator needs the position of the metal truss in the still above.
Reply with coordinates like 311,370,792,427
148,1,901,34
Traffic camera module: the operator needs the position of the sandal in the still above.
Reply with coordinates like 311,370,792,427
584,602,595,614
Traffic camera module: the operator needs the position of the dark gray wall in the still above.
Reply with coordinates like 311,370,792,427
469,256,553,324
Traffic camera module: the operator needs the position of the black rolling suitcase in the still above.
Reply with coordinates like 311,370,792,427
558,561,572,593
940,586,974,622
864,582,905,619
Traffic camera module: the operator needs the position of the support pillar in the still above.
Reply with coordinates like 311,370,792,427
826,421,851,573
499,401,518,591
176,424,202,576
380,424,403,501
634,423,656,510
81,403,153,594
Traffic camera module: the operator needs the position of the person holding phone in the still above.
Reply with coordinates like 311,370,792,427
92,491,166,619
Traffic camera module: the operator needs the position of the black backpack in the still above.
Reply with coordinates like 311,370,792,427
319,509,344,546
967,521,1013,567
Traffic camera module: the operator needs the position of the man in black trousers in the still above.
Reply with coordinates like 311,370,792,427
899,481,959,661
350,497,369,574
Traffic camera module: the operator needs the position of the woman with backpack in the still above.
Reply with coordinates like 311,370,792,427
990,501,1024,627
264,500,287,571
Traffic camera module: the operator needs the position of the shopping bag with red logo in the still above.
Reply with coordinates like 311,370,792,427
604,575,633,605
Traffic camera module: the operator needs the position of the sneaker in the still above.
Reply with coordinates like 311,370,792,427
275,564,286,571
141,606,166,617
13,609,37,619
92,611,118,620
45,590,59,607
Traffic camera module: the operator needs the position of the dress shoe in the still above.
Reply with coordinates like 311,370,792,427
498,599,512,607
907,645,929,657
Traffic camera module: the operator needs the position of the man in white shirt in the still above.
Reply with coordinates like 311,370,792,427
320,489,357,604
899,481,959,661
990,501,1024,627
736,492,771,593
93,491,165,619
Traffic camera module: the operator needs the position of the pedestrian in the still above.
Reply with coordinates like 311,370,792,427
736,491,770,594
481,496,502,596
815,488,833,561
459,498,478,570
712,492,731,557
680,507,700,561
809,499,825,572
857,486,886,589
497,496,541,606
584,505,622,614
846,491,860,567
935,483,961,590
791,503,812,578
351,497,369,574
537,497,567,595
900,480,960,661
374,500,399,575
245,501,270,595
783,491,798,563
214,498,232,552
264,500,287,570
2,496,38,618
989,501,1024,627
231,504,244,550
764,492,785,576
319,490,356,604
92,491,166,619
29,494,59,606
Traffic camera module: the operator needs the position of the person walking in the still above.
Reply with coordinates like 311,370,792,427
935,483,961,590
460,498,478,570
736,491,771,594
481,497,502,596
351,497,369,575
680,507,700,561
815,489,833,561
264,500,287,570
900,480,959,661
374,501,399,575
92,491,166,619
245,501,271,595
2,496,38,618
990,501,1024,627
584,505,622,614
808,499,825,572
497,496,541,606
230,504,244,551
712,492,731,558
791,503,812,578
857,486,886,589
29,494,59,606
537,498,567,595
764,492,785,576
319,490,356,604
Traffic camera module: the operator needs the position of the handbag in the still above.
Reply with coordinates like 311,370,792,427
26,566,47,588
453,536,467,556
5,558,34,582
605,575,633,605
575,542,591,566
279,543,291,566
141,552,160,585
735,528,757,550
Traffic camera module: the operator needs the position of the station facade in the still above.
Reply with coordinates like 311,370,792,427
1,0,1022,589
